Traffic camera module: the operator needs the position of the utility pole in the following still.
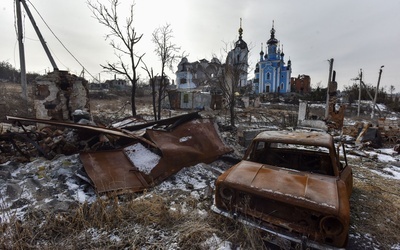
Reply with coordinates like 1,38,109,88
325,58,334,119
16,0,60,101
357,69,362,117
371,65,384,119
15,0,27,101
19,0,58,70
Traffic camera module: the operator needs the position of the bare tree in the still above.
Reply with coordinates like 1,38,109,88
203,40,249,128
390,85,395,98
222,50,248,127
87,0,144,116
151,23,181,120
141,62,157,121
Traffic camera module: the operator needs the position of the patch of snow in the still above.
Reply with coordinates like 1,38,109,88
370,165,400,180
157,163,213,192
124,143,161,175
86,227,101,241
379,148,397,155
362,147,399,163
109,233,121,243
392,243,400,250
75,189,88,203
179,136,192,142
66,179,79,190
309,103,325,108
202,233,233,250
197,209,208,219
377,153,396,163
376,103,387,112
190,190,201,199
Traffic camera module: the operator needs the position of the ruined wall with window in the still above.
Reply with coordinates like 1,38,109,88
291,74,311,94
33,70,90,122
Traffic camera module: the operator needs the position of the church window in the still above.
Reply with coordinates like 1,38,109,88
266,72,271,80
183,94,189,103
180,78,187,84
265,85,270,93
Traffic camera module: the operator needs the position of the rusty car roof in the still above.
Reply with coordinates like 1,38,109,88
224,161,339,212
253,130,334,148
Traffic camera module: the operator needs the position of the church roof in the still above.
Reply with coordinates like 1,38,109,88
235,37,248,50
235,18,248,50
267,22,278,45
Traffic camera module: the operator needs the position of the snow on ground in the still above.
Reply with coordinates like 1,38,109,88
361,147,400,180
0,154,96,223
1,136,399,248
202,234,233,250
157,163,218,192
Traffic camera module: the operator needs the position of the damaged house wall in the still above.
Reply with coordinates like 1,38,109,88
33,70,90,122
378,117,400,143
297,101,328,131
326,80,346,130
168,90,212,110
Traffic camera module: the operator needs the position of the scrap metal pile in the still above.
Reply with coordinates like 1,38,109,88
0,112,232,194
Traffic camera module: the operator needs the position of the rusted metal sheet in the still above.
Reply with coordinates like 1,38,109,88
146,118,232,183
80,147,151,193
7,114,232,193
6,115,155,147
79,118,232,193
253,130,334,148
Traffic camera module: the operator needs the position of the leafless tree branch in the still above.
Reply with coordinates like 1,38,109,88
87,0,143,116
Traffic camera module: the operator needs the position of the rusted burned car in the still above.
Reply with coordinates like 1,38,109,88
212,130,353,249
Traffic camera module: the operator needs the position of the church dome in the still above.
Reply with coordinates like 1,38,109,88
235,19,248,50
267,27,278,45
235,38,248,50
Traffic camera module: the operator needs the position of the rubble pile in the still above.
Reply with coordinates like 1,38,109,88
1,90,400,248
0,123,93,164
0,154,90,223
343,122,364,138
378,117,399,143
33,70,90,122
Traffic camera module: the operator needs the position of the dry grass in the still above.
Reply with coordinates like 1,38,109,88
0,82,34,122
0,192,266,249
348,158,400,249
1,82,399,249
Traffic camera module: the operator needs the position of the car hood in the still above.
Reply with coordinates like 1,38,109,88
224,160,339,211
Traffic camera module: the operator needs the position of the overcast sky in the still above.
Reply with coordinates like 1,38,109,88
1,0,399,92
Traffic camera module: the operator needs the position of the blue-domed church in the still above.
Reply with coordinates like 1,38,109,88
253,22,292,94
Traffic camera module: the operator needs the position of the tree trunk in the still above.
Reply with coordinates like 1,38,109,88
131,80,136,116
230,92,235,127
152,80,157,121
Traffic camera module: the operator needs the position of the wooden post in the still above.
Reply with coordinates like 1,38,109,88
16,0,27,101
371,66,384,119
325,58,334,119
357,70,362,117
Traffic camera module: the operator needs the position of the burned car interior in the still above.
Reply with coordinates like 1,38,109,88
248,142,335,176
